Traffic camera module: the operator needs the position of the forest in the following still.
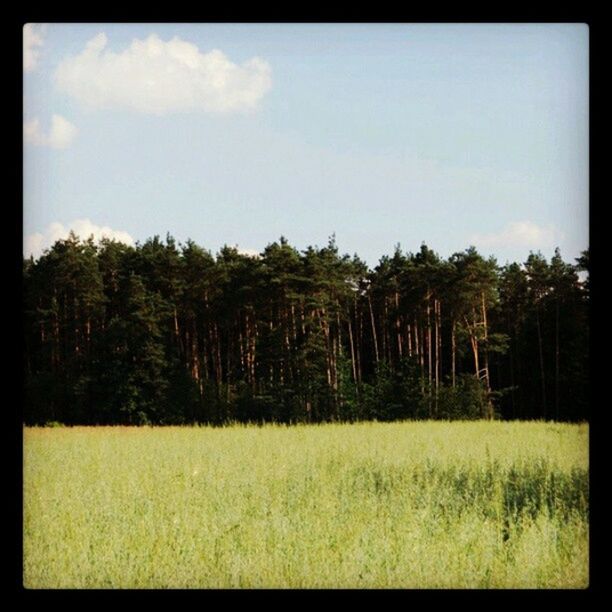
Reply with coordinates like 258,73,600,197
23,233,589,425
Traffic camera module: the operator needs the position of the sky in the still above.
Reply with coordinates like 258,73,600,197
23,23,589,267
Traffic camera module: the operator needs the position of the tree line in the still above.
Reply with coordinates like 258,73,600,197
23,233,589,425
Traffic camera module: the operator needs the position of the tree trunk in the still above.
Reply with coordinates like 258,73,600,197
382,297,389,365
426,293,432,416
368,292,380,365
355,300,363,384
536,307,547,419
507,315,516,419
174,307,183,356
395,291,403,360
407,323,413,357
434,299,440,415
465,315,480,387
348,314,357,384
451,318,456,388
481,291,494,419
555,300,560,421
214,322,222,387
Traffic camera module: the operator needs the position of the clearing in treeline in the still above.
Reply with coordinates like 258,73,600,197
23,420,588,589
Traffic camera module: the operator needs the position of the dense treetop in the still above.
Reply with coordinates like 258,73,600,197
23,233,589,424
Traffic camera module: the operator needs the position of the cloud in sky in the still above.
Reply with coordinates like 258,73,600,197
469,221,562,250
236,247,261,259
54,33,272,115
23,23,46,72
25,219,134,260
24,114,78,149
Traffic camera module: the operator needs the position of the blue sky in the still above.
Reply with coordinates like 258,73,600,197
23,23,588,267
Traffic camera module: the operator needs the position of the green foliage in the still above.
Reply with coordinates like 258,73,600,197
361,359,426,420
23,235,589,425
436,375,489,420
43,420,64,428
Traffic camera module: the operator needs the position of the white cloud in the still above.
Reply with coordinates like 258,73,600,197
24,219,134,259
469,221,562,250
23,23,46,72
24,114,78,149
237,247,261,259
54,32,272,115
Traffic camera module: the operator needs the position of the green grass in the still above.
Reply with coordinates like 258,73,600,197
23,421,589,589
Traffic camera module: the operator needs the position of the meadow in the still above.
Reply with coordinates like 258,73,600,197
23,421,589,589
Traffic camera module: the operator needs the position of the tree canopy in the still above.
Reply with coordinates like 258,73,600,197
23,234,589,425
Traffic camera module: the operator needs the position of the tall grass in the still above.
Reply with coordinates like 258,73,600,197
23,421,588,589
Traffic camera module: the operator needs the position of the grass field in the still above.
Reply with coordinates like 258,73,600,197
23,421,589,589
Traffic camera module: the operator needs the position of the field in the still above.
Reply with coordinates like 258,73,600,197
23,421,588,589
